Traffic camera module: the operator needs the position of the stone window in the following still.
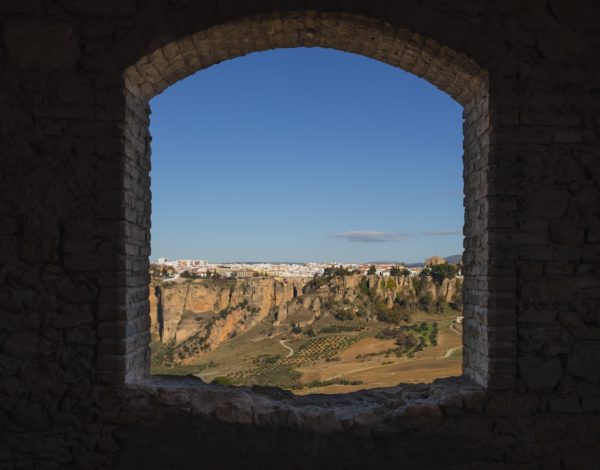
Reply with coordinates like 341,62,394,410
97,12,515,392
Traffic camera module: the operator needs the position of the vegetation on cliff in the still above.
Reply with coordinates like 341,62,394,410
150,271,463,390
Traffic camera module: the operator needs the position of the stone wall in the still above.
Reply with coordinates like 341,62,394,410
0,1,599,468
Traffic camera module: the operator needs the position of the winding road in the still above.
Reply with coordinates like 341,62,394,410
450,322,462,336
279,339,294,358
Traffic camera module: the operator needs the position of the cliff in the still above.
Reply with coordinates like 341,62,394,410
150,274,461,364
150,277,308,350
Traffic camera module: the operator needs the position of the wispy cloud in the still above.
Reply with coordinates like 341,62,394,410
422,230,462,236
333,231,411,243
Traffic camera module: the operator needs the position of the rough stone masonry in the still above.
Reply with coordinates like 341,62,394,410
0,1,599,469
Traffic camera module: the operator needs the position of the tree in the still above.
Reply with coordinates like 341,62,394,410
180,270,192,278
418,292,434,312
367,265,377,275
429,263,458,284
390,265,410,276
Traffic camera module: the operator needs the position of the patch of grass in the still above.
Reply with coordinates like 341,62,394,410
212,376,236,386
151,363,208,375
305,378,364,388
245,365,302,389
449,347,463,358
151,339,176,367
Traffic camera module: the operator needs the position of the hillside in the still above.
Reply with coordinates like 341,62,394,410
150,273,461,370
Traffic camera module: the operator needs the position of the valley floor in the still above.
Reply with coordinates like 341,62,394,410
151,310,463,394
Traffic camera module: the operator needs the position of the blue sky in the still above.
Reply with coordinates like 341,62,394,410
149,48,464,264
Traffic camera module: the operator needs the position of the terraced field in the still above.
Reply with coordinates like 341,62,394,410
227,333,361,388
281,335,360,365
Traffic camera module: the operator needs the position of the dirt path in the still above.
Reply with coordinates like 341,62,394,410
279,339,294,358
439,323,462,358
440,346,462,359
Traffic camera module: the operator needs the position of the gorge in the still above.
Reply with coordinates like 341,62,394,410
149,272,462,390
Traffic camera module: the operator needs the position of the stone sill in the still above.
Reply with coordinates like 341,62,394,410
104,375,489,436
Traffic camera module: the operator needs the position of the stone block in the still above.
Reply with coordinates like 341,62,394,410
518,355,563,390
65,326,97,346
566,343,600,384
4,21,80,69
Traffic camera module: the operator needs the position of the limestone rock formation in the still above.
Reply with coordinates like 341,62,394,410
152,277,308,350
425,256,447,267
150,274,461,362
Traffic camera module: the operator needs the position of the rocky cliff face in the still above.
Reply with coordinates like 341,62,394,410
151,277,309,350
150,274,461,362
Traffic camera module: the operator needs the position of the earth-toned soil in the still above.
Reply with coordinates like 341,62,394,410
152,309,463,394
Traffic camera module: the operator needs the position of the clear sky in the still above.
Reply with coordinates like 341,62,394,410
149,48,464,264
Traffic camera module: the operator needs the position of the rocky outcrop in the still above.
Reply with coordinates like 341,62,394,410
425,256,447,267
151,277,309,350
439,277,460,303
150,274,461,360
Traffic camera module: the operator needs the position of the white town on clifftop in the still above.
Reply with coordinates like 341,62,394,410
152,257,463,280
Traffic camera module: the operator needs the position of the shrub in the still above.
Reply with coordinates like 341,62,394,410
334,309,354,321
219,308,232,319
375,303,411,324
263,355,281,365
358,278,370,296
418,292,434,312
412,277,425,297
304,327,316,337
394,332,419,349
212,376,235,387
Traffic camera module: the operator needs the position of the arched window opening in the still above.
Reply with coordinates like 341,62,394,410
100,12,504,392
145,47,465,393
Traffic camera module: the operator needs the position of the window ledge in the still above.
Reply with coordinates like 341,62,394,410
107,375,488,436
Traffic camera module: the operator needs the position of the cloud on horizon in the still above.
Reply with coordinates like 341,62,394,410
333,231,411,243
422,230,462,236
